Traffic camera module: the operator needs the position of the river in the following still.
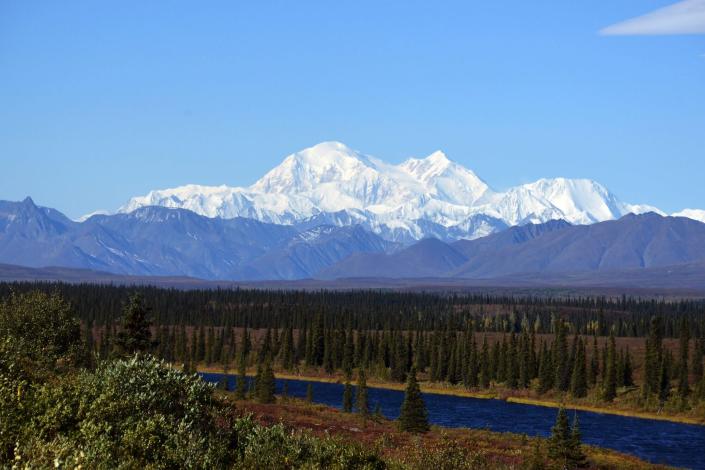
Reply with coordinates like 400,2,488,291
200,373,705,469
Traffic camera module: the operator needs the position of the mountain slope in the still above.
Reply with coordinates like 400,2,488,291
117,141,664,242
452,213,705,278
0,199,393,280
318,237,469,279
319,213,705,280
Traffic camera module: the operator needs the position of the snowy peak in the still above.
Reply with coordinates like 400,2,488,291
399,150,491,206
250,141,379,194
500,178,622,225
673,209,705,224
117,141,681,242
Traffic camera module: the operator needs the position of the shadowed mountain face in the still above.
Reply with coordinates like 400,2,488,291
451,213,705,278
2,197,705,284
0,198,394,280
319,214,705,280
317,238,468,279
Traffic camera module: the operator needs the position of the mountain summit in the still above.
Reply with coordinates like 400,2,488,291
119,142,660,242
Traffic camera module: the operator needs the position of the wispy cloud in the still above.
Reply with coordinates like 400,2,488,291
600,0,705,35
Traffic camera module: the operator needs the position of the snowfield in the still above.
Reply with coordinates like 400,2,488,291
117,141,680,242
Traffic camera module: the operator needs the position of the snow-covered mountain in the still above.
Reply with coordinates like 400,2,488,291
673,209,705,224
119,141,663,242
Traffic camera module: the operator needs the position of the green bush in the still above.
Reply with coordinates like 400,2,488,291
16,355,233,469
231,415,385,469
0,291,82,374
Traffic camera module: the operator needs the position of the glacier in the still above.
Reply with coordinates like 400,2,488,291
118,141,666,242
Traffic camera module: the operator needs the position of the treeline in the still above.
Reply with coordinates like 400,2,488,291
2,282,705,411
34,282,700,412
136,309,704,409
2,282,705,338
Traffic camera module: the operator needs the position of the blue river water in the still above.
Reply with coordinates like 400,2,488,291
201,373,705,469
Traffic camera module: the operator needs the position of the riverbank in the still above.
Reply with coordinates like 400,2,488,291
198,366,705,426
225,394,670,470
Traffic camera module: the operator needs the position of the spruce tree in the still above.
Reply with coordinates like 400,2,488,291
538,342,553,394
603,332,617,402
114,293,154,356
343,380,354,412
356,368,369,415
548,407,571,462
479,336,490,388
280,326,294,370
342,328,354,377
507,332,518,389
568,414,587,468
235,361,247,399
374,402,383,419
658,355,671,404
553,320,569,392
677,318,690,400
549,407,586,468
398,367,429,433
623,348,634,387
235,329,249,399
643,316,663,398
519,329,531,389
588,336,599,387
257,359,276,404
570,338,587,398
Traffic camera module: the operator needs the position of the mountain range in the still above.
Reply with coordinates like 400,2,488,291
319,214,705,280
2,141,705,287
117,141,678,243
2,196,705,288
0,198,394,280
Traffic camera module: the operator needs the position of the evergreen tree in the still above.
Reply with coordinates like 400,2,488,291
114,293,154,356
568,414,588,468
374,402,383,419
280,326,294,370
196,325,206,363
479,336,490,388
623,348,634,387
658,355,671,404
343,380,354,412
553,320,569,392
538,342,553,394
603,332,617,402
519,329,531,389
204,327,215,365
256,359,276,404
549,407,586,468
692,335,703,380
570,338,587,398
548,407,571,461
342,328,354,377
507,332,518,389
311,314,325,366
677,318,690,400
398,367,429,433
356,368,369,416
235,331,248,400
588,336,599,387
643,316,663,398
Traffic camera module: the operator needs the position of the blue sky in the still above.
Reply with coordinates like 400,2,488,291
1,1,704,218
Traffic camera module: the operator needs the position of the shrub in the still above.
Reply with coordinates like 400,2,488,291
16,355,233,469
